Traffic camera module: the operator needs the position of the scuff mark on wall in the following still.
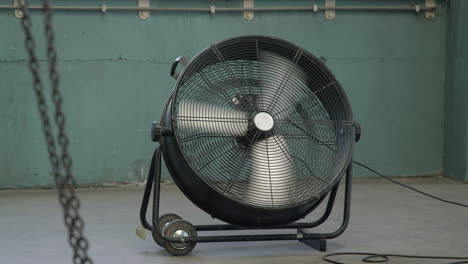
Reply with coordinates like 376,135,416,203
129,159,149,182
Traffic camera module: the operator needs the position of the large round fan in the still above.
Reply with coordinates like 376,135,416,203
159,36,355,227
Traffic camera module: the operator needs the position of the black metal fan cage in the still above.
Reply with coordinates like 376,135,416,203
172,36,354,212
139,36,360,252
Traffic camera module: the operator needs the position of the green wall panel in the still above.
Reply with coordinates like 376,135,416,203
443,0,468,182
0,1,448,187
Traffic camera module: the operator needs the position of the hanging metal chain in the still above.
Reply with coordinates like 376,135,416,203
18,1,93,263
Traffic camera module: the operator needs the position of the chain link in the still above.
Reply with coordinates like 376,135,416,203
18,1,93,263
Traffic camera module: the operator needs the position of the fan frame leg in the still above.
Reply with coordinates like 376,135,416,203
139,146,352,252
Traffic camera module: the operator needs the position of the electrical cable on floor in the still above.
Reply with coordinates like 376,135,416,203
353,161,468,208
322,160,468,264
323,252,468,264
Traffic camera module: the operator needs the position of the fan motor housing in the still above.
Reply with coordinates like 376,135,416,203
157,36,356,228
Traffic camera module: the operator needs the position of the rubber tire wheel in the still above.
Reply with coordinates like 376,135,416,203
152,214,182,247
162,219,197,256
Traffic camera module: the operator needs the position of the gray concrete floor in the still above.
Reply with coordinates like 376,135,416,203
1,177,467,264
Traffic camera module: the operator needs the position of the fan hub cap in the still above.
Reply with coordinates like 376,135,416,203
254,112,274,132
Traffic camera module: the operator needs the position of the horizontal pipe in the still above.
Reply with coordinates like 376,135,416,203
0,5,436,13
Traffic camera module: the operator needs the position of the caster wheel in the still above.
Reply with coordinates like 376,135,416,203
162,219,197,256
152,214,182,247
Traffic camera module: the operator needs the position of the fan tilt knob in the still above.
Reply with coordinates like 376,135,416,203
151,121,174,142
151,121,162,142
254,112,274,132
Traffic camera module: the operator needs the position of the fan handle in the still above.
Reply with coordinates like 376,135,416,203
170,56,189,80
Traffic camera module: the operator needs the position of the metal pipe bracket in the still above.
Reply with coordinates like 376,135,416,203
138,0,150,19
14,0,24,19
243,0,254,21
325,0,335,20
425,0,436,19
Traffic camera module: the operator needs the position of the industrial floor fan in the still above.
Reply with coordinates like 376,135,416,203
139,35,361,255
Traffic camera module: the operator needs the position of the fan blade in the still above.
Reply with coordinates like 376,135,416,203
257,51,307,119
176,101,249,137
243,135,296,207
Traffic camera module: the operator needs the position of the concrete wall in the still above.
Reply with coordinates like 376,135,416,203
444,0,468,182
0,1,448,188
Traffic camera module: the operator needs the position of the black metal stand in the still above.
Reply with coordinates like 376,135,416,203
139,146,352,251
298,229,327,251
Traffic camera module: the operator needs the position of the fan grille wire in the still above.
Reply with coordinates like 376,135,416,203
172,37,353,209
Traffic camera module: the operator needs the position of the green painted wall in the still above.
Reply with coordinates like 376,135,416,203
443,0,468,182
0,1,448,188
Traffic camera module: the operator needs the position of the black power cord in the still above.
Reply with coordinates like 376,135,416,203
322,160,468,264
323,252,468,264
353,161,468,208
